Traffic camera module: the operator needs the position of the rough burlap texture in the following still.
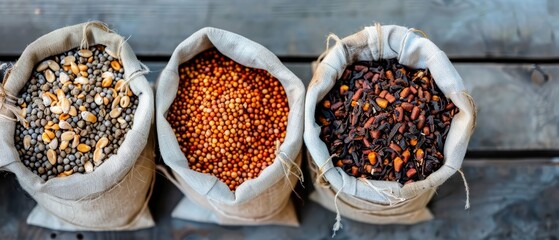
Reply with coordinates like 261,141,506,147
156,27,305,226
0,22,155,231
304,25,476,228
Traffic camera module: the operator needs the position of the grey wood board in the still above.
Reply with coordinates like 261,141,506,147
1,159,559,239
457,63,559,150
0,0,558,58
146,61,559,150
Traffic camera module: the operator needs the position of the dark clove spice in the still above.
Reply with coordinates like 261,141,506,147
316,59,459,184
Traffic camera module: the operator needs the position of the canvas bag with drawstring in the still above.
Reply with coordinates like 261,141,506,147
304,24,476,231
156,27,305,226
0,21,155,231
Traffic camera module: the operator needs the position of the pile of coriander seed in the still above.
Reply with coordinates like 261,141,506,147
166,49,289,191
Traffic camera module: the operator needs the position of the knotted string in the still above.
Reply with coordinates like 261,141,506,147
274,140,304,199
410,28,429,38
80,22,149,93
0,66,28,127
317,33,343,64
123,62,150,87
358,178,406,206
315,154,337,188
374,22,383,61
116,35,132,60
310,33,347,89
331,179,345,238
80,21,112,50
457,169,470,209
462,90,478,133
446,165,471,209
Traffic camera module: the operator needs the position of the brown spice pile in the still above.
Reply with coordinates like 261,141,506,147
317,59,459,184
167,49,289,191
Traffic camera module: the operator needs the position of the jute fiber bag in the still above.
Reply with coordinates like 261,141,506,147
304,24,476,232
0,63,12,83
156,27,305,226
0,22,155,231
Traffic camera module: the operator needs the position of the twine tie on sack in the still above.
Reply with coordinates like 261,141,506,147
315,154,337,188
115,35,146,95
374,22,384,61
446,165,471,209
463,91,478,133
310,33,347,88
358,178,406,206
317,33,343,64
80,21,112,50
410,28,429,39
124,62,150,85
0,67,28,127
116,35,132,60
457,169,470,209
274,140,304,198
114,37,150,92
331,179,345,238
79,22,150,93
121,62,150,95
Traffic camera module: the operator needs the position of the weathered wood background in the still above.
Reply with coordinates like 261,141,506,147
2,0,559,239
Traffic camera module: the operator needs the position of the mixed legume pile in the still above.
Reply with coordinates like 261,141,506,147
15,45,138,180
167,49,289,191
316,59,459,184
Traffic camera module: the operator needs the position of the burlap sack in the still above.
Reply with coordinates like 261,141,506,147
304,24,476,231
0,63,12,82
0,22,155,231
156,27,305,226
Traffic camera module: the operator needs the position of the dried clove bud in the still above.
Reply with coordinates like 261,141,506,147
316,59,459,184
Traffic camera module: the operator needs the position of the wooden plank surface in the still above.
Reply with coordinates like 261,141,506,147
0,0,558,58
1,159,559,239
457,63,559,150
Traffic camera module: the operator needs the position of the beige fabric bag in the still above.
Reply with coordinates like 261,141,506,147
304,24,476,232
156,27,305,226
0,22,155,231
